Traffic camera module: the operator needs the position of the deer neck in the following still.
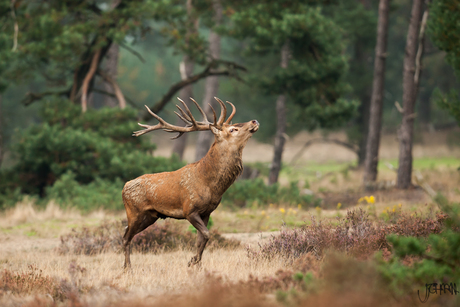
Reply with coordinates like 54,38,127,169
196,141,243,193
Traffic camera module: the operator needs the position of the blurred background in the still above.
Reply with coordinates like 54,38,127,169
0,0,459,211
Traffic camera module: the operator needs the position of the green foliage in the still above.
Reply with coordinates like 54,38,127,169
227,1,359,130
428,0,460,128
45,171,124,212
434,89,460,126
0,98,183,209
428,0,460,76
0,0,179,89
378,198,460,296
222,178,320,208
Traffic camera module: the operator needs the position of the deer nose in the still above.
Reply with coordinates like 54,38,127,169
252,120,259,125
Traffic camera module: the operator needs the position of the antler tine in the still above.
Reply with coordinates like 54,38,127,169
208,103,222,130
174,111,193,126
214,97,227,126
175,104,192,122
177,97,198,127
170,132,184,140
133,100,219,139
145,105,167,125
225,101,236,124
133,123,160,137
189,97,209,124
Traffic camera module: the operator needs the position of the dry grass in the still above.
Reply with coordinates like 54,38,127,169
0,247,287,304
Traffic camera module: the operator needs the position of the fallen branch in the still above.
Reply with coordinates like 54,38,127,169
414,170,437,199
142,59,246,121
290,138,359,165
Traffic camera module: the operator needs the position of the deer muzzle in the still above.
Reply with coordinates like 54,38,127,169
249,120,260,133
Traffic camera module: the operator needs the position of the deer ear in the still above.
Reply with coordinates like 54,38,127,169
210,125,221,136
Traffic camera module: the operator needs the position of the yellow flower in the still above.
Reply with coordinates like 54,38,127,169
398,204,402,208
358,197,365,203
298,204,302,210
261,210,266,216
367,195,375,204
244,210,248,215
279,208,286,214
337,203,342,210
392,208,396,212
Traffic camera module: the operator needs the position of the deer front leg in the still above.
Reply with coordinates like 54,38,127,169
187,212,210,267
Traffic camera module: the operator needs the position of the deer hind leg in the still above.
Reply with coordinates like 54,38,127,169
123,212,158,269
187,213,210,267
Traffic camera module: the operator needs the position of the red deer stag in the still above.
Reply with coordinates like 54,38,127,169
122,97,259,268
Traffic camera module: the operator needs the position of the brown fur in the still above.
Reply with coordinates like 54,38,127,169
122,102,259,268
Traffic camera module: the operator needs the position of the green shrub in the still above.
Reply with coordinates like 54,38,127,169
222,178,321,208
0,98,184,210
45,171,124,212
378,196,460,297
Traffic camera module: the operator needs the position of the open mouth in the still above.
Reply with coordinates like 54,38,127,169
249,126,259,133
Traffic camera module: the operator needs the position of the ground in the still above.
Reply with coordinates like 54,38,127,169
0,130,459,306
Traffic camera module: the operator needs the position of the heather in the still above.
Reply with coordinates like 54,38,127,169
248,207,448,261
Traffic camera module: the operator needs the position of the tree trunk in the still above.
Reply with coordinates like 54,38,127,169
103,0,121,108
397,0,425,189
363,0,390,185
268,41,289,185
172,0,197,160
195,0,222,162
355,0,372,167
103,43,120,107
0,94,3,169
357,90,371,166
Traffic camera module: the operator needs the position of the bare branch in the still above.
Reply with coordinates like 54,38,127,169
10,0,18,52
119,42,146,63
21,89,70,106
395,101,404,113
414,6,430,86
97,70,126,109
142,60,246,121
81,49,101,112
290,138,359,165
92,88,137,107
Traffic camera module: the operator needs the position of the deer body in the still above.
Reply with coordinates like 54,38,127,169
122,97,258,268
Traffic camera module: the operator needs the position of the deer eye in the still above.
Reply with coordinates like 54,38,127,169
230,128,238,133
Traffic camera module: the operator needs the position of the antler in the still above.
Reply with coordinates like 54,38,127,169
133,97,236,139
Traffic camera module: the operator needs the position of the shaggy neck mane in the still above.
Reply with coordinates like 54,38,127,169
196,141,243,192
